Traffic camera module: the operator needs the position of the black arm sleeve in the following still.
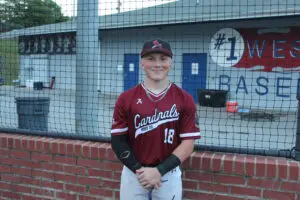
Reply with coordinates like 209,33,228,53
111,134,142,173
156,154,181,176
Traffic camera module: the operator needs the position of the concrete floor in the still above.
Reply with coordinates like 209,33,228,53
0,86,296,151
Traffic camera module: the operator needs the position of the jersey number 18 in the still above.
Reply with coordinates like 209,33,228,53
164,128,174,144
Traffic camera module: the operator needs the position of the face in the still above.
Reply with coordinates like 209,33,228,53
141,53,172,82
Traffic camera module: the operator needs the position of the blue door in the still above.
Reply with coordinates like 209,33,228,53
182,53,207,103
124,54,139,91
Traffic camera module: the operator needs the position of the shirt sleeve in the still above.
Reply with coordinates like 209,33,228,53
111,95,128,136
179,94,200,140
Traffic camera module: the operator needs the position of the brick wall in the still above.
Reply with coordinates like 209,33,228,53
0,133,299,200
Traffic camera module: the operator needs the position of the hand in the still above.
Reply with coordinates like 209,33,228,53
136,167,162,190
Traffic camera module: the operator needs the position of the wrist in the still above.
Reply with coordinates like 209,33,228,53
156,154,181,176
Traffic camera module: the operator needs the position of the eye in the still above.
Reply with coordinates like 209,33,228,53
160,56,167,61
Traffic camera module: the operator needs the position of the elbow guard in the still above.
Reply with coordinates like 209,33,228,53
111,134,142,173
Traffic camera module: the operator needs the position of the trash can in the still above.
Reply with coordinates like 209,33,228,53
198,89,228,107
33,82,43,90
15,97,50,131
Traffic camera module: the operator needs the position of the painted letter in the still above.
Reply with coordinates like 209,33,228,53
236,76,248,94
255,77,268,95
276,77,291,98
247,40,266,58
291,40,300,58
219,75,231,91
273,40,286,58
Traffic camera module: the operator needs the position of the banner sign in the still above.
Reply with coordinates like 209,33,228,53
19,32,76,55
209,27,300,72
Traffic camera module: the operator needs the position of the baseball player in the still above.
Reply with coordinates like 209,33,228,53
111,39,200,200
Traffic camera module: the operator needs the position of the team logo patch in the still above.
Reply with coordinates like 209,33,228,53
136,98,143,104
152,40,162,49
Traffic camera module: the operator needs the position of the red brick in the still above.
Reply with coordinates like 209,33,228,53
88,187,114,197
31,152,52,162
102,180,120,189
41,180,63,190
7,138,13,148
65,184,85,193
0,148,9,157
223,154,234,174
13,185,31,193
263,190,295,200
281,181,300,192
50,141,59,154
77,177,101,186
77,158,102,168
0,181,11,190
56,192,77,200
215,195,245,200
66,143,74,155
234,155,245,175
88,169,113,178
90,144,100,159
22,195,53,200
211,153,223,172
183,180,198,190
248,178,280,189
54,173,77,183
32,188,55,197
190,152,201,169
82,142,91,158
43,139,52,153
0,165,10,173
63,165,86,175
59,142,66,154
0,137,8,148
245,156,255,176
35,140,44,152
20,176,41,186
10,149,30,159
14,137,22,149
32,169,55,179
113,171,122,179
53,155,76,165
28,140,35,151
106,148,119,161
10,167,31,176
199,182,229,193
288,161,299,180
100,161,122,171
184,171,213,182
215,175,245,185
266,157,277,178
74,141,84,157
98,144,106,159
1,174,21,183
231,186,261,197
255,157,266,177
183,190,214,200
78,195,99,200
41,163,64,171
2,191,21,200
201,154,211,171
278,159,288,179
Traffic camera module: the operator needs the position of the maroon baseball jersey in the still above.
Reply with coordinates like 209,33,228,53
111,83,200,166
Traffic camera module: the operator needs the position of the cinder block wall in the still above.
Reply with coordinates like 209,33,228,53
0,133,299,200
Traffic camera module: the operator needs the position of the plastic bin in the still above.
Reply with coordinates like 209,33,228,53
15,97,50,131
198,89,228,107
33,82,43,90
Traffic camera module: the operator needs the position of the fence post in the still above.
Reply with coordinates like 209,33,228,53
295,93,300,161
